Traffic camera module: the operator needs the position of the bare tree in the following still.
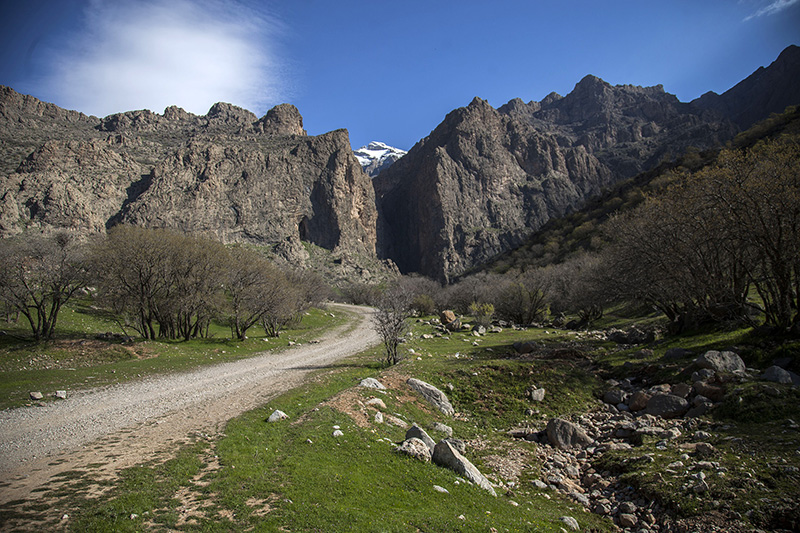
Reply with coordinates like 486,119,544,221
373,283,413,366
0,232,89,340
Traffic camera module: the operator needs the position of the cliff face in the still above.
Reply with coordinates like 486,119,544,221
374,97,612,280
0,87,378,261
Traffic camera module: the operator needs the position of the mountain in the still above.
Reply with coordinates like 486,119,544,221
1,46,798,285
353,141,407,177
374,46,800,282
0,88,379,272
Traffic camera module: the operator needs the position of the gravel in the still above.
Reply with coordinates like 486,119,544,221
0,304,379,503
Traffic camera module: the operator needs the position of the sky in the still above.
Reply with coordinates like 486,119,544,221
1,0,798,151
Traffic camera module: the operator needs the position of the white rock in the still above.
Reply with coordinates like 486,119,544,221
267,410,288,422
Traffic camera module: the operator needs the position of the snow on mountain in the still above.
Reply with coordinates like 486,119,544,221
353,141,407,177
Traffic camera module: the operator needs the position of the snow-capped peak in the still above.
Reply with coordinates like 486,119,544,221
353,141,407,177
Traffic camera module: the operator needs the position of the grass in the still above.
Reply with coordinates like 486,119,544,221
0,299,349,410
4,307,800,531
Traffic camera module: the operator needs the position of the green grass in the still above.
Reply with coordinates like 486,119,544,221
6,309,800,531
0,301,349,410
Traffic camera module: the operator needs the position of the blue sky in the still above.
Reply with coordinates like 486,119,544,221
1,1,798,150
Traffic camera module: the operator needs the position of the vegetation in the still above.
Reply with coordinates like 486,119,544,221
373,282,413,366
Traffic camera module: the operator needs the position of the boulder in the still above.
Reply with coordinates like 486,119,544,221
267,410,288,422
432,422,453,437
365,397,387,409
54,390,67,399
663,347,693,361
645,393,688,418
762,365,793,385
628,390,651,411
440,310,456,325
407,378,455,416
513,340,539,354
603,389,626,405
546,418,594,450
432,440,496,496
359,377,386,389
395,438,432,462
529,388,546,401
29,392,43,401
693,381,726,402
695,350,746,374
406,424,436,452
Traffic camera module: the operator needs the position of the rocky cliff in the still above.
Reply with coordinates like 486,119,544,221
0,87,378,265
374,46,799,282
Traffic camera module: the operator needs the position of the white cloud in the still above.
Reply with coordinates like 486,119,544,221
44,0,286,117
744,0,800,20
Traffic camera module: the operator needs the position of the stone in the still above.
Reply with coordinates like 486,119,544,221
406,424,436,452
603,389,626,405
628,390,651,411
267,410,288,422
54,390,67,399
29,392,43,401
546,418,594,450
529,388,546,401
695,350,746,374
333,429,344,437
513,340,539,354
407,378,455,416
443,438,467,455
693,381,726,402
619,501,638,514
440,310,457,325
374,412,384,424
365,397,387,409
433,485,449,494
618,513,638,528
359,378,386,389
559,516,580,531
395,438,432,462
762,365,793,384
432,422,453,437
645,393,688,418
432,440,496,496
671,382,692,398
532,479,548,489
691,368,716,382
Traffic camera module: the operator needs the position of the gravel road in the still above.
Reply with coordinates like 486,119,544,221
0,304,379,504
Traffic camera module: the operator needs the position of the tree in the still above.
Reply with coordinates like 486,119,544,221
92,226,227,340
493,269,551,325
373,283,413,366
0,232,89,340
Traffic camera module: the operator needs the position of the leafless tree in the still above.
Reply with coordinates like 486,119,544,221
0,232,89,340
373,283,413,366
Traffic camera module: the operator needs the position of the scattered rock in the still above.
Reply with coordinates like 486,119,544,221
54,390,67,399
529,388,546,401
432,422,453,437
546,418,594,450
663,347,693,361
645,393,688,419
395,437,432,462
359,377,386,389
433,485,449,494
618,513,638,528
407,378,455,416
559,516,580,531
333,429,344,437
628,390,651,411
29,392,43,401
267,410,288,422
695,350,745,374
762,365,793,385
365,397,387,409
432,440,496,496
406,424,436,452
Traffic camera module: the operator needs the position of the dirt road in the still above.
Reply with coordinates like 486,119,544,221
0,304,379,505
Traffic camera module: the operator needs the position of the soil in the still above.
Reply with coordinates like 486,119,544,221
0,304,379,506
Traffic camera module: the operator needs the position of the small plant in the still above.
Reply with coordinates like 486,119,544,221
469,301,494,328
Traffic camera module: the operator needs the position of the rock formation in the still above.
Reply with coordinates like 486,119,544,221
375,46,800,281
0,87,378,262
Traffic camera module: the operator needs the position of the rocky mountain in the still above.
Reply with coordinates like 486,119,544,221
0,87,379,270
1,46,798,284
353,141,407,177
374,46,800,282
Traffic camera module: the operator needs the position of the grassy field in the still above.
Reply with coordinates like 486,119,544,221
2,307,799,531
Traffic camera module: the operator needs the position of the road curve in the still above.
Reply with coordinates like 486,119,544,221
0,303,379,504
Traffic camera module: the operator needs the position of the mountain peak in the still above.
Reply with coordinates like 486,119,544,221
354,141,407,178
